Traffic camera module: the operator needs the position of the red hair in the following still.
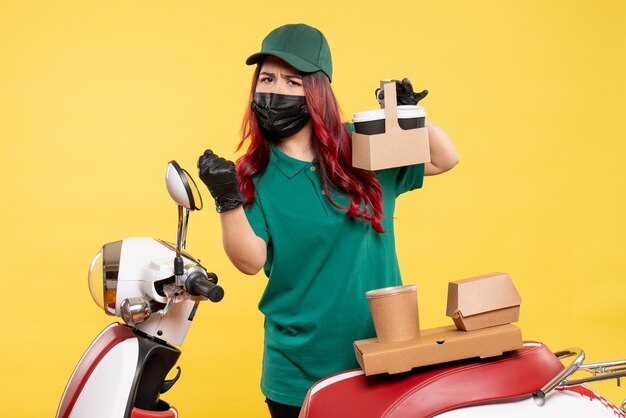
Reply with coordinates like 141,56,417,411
236,68,385,232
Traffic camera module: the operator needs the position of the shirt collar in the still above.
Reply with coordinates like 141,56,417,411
270,144,314,179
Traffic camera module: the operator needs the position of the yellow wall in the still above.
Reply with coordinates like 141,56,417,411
1,1,625,416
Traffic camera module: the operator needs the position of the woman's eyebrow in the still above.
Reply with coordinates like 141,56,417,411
259,71,302,80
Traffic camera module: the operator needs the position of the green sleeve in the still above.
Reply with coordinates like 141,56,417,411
346,122,355,135
244,196,270,244
376,164,425,195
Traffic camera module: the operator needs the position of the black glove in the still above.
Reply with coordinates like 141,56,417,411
375,78,428,106
197,149,247,213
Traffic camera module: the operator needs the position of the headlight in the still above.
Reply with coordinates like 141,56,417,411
88,241,122,315
88,250,104,310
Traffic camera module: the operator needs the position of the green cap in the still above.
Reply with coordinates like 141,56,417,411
246,23,333,82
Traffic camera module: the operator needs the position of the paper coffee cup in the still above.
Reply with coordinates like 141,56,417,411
353,106,426,135
366,284,420,343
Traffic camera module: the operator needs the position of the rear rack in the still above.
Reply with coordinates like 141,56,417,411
533,348,626,412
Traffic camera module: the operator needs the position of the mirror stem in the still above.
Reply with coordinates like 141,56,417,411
175,205,185,285
181,208,190,250
176,205,184,257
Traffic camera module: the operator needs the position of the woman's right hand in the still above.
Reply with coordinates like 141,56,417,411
198,150,266,274
197,149,247,213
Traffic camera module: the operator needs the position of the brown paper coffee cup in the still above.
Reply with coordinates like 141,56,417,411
366,284,420,343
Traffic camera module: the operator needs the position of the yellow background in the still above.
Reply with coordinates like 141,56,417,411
1,1,625,416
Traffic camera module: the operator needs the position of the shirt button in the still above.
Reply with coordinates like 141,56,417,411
321,190,326,195
310,165,317,171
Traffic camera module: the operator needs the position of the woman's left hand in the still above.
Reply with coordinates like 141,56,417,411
375,78,428,106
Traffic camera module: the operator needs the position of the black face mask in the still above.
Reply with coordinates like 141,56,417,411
251,93,310,140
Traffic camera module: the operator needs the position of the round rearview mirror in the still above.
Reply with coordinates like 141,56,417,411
165,161,203,211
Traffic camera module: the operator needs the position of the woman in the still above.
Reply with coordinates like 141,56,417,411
198,23,459,418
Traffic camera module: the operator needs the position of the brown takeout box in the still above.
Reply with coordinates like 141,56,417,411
446,272,522,331
351,80,430,171
354,323,523,376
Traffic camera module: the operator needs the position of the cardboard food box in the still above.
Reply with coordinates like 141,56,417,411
353,323,523,376
351,80,431,171
446,272,522,332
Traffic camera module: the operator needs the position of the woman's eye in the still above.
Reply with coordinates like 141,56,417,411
260,77,273,83
288,80,302,87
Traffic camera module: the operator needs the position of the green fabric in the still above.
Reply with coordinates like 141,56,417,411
244,132,424,406
245,23,333,81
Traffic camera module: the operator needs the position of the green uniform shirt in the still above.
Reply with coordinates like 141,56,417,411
244,127,425,406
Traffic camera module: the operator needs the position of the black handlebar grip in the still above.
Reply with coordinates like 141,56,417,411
186,274,224,303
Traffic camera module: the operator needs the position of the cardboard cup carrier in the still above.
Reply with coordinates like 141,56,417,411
352,80,430,171
366,284,420,343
